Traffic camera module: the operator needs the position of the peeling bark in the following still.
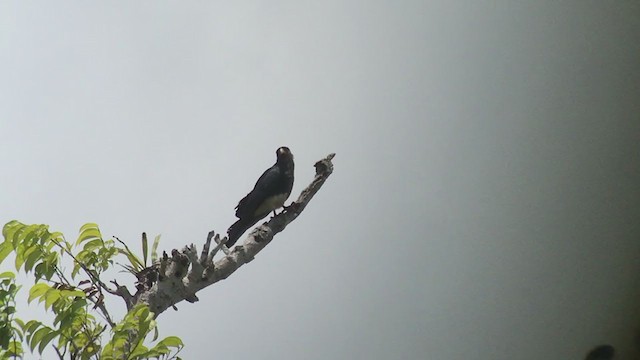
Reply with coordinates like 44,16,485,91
124,153,335,315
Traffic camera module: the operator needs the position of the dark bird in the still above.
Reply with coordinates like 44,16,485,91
226,147,295,247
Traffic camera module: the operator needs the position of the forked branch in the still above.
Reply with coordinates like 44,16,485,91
123,153,335,315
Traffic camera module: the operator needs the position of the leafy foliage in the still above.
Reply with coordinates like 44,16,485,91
0,220,183,359
0,271,23,358
101,304,183,360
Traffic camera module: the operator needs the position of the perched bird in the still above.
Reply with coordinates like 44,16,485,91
226,147,295,247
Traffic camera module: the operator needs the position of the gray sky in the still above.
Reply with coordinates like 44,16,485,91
1,1,639,359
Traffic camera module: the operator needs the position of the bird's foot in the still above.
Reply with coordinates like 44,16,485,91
281,202,299,213
272,202,299,217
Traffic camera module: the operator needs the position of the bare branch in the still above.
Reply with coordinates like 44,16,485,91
211,233,229,258
110,280,133,304
53,345,64,359
127,153,335,315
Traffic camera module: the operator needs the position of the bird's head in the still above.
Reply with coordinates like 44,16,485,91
276,146,293,161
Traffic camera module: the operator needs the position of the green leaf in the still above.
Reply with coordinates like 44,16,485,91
116,248,144,272
29,326,51,352
142,232,148,267
151,234,161,263
79,222,99,233
21,227,41,247
23,246,43,272
0,328,11,348
38,329,58,354
28,283,50,304
45,235,58,251
0,271,15,279
2,221,20,240
37,228,51,246
158,336,183,348
77,223,101,245
69,297,87,313
24,320,42,338
44,289,61,310
14,250,25,271
78,232,100,245
142,348,166,358
100,341,113,357
83,238,104,252
129,344,150,358
10,223,28,248
12,322,24,340
138,306,151,322
34,262,54,282
71,268,81,280
0,241,13,264
3,221,23,247
60,289,85,299
44,251,58,268
53,310,71,328
6,340,23,357
47,231,67,252
7,283,17,293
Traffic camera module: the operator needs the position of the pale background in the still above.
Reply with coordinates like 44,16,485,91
1,2,639,359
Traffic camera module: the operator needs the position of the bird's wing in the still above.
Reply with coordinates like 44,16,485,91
234,165,282,219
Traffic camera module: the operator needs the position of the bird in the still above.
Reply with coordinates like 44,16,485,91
226,147,295,247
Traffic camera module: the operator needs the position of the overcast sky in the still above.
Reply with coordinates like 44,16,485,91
1,2,639,359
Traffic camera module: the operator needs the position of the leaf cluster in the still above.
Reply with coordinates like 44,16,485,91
0,272,22,358
0,221,183,359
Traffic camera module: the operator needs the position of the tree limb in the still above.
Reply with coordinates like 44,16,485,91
123,153,335,315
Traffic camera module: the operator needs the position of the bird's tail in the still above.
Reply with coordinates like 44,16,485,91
226,218,257,248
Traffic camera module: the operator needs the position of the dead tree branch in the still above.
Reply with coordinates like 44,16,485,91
121,153,335,315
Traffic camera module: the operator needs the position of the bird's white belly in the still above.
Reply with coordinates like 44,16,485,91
254,193,288,216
